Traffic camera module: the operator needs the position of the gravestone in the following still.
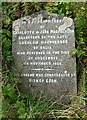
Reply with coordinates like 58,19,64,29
12,11,77,99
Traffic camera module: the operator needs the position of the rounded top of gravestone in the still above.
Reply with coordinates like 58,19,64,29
13,11,74,32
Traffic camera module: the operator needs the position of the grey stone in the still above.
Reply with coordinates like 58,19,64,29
12,11,77,99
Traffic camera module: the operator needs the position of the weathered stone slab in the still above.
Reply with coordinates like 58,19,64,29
12,11,77,99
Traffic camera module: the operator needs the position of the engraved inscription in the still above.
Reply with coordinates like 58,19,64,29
12,11,77,98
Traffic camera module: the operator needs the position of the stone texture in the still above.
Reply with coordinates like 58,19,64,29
12,11,77,99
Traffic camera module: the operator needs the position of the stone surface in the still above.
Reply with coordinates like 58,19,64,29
12,11,77,99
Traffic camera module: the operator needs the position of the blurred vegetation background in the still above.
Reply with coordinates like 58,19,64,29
1,2,87,119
